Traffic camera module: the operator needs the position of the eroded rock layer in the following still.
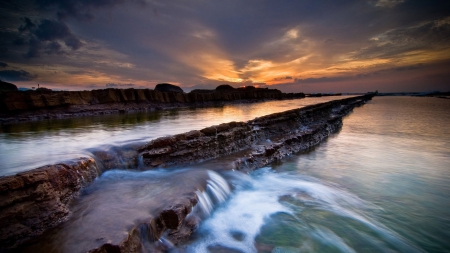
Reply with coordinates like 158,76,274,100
138,95,372,169
0,158,101,249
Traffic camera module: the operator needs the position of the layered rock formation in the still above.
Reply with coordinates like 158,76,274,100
0,86,305,123
0,158,101,249
138,95,371,169
0,95,373,252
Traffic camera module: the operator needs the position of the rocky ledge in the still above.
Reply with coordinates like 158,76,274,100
138,95,371,170
0,84,305,124
0,95,373,252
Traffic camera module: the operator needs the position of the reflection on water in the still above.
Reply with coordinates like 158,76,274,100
0,97,347,176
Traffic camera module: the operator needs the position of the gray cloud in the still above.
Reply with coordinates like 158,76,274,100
0,70,36,81
35,0,147,20
34,19,82,50
295,63,427,84
18,17,36,32
105,83,134,87
354,17,450,59
0,62,7,67
17,18,83,58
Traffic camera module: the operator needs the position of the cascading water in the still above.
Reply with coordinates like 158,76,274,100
194,170,232,217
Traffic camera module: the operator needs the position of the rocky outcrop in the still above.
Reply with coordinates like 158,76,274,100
0,87,305,123
154,83,184,93
0,158,101,249
0,81,18,91
138,95,373,168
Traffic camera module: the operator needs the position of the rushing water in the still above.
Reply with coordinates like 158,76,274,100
3,96,450,253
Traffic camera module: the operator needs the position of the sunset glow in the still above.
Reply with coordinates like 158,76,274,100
0,1,449,93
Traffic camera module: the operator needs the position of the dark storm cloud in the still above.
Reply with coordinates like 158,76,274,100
18,17,36,32
0,62,7,67
24,37,42,58
34,19,82,50
35,0,147,20
17,18,83,58
0,70,36,81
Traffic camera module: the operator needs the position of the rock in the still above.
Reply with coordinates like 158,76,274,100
154,83,184,93
215,84,235,91
0,157,102,250
138,95,374,169
0,81,18,91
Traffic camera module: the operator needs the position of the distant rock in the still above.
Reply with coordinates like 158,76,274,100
0,80,18,91
155,83,184,93
215,84,235,91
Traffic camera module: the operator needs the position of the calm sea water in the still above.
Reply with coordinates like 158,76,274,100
3,96,450,253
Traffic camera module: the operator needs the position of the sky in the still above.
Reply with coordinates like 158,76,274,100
0,0,449,93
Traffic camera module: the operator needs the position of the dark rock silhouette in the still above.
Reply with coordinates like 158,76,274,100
215,84,235,91
0,81,18,91
154,83,184,93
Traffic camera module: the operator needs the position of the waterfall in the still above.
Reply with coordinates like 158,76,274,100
195,170,231,216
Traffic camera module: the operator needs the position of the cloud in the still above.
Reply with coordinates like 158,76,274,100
374,0,404,8
18,17,36,32
354,17,450,60
0,62,8,68
105,83,134,87
18,18,83,58
0,70,37,81
34,19,82,50
35,0,148,20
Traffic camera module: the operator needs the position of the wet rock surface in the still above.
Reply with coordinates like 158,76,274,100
0,158,101,249
139,95,373,170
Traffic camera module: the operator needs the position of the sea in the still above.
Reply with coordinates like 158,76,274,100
1,96,449,253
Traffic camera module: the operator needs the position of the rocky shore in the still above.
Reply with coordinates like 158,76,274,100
0,84,305,124
0,94,373,252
